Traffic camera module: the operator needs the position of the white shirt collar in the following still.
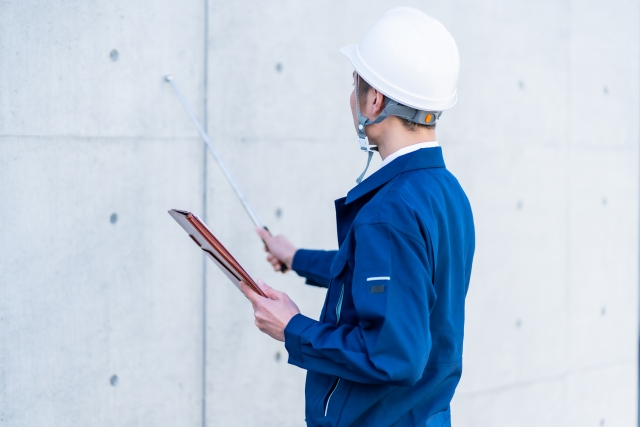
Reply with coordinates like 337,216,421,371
379,141,439,168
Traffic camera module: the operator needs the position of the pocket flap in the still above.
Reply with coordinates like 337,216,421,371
329,252,349,277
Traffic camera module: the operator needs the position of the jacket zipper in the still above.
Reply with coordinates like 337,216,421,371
324,379,340,416
335,284,344,325
323,284,344,417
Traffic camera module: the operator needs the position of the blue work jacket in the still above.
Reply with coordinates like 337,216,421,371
285,147,475,427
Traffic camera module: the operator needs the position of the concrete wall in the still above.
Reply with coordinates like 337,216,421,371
1,1,637,426
0,1,207,425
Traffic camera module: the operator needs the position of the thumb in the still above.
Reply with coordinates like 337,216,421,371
256,227,272,244
257,279,279,300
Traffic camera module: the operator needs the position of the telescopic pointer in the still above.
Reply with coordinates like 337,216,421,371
165,75,287,272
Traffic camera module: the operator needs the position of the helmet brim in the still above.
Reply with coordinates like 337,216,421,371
339,44,357,59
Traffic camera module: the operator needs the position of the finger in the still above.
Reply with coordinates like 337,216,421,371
239,281,260,306
239,281,252,300
268,258,281,268
256,279,280,299
266,254,283,268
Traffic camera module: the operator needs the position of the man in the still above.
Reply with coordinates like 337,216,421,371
239,8,475,427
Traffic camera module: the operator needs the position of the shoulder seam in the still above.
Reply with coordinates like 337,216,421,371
372,174,415,223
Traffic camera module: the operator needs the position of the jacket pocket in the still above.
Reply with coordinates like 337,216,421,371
307,375,354,425
323,378,340,416
335,283,345,325
322,254,350,324
426,407,451,427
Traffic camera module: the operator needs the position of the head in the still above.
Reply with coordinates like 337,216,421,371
350,73,436,153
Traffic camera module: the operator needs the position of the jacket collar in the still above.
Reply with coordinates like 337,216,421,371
345,146,446,205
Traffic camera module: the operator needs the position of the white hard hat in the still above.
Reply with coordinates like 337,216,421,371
341,7,460,112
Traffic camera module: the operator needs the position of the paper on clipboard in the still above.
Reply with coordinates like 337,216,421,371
168,209,267,298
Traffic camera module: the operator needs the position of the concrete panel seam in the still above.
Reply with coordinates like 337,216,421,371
201,1,209,426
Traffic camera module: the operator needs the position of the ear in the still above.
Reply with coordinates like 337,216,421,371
370,88,386,116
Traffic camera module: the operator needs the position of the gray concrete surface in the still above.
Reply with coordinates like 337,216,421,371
1,0,638,426
0,1,206,425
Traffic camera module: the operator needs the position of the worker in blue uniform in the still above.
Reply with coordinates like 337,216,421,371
240,7,475,426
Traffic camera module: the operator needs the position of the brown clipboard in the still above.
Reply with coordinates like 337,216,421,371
168,209,267,298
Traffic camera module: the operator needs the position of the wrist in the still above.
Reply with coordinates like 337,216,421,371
285,249,298,270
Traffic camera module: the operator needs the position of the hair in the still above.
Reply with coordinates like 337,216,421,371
357,74,435,132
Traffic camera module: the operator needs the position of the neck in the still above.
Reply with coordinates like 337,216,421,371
369,121,436,161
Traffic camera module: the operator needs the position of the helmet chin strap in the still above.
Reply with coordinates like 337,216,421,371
353,74,443,184
355,75,381,184
355,150,374,184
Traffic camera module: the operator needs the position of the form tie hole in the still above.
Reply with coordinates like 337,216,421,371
109,49,119,62
275,352,281,362
110,213,118,224
110,375,118,386
275,62,283,73
275,208,283,219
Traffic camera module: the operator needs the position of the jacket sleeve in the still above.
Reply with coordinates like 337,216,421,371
284,222,435,386
291,249,337,288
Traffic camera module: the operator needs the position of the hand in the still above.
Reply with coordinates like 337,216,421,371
256,227,298,272
240,279,300,342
